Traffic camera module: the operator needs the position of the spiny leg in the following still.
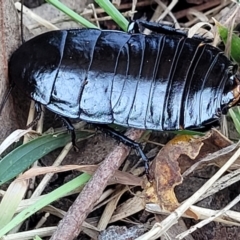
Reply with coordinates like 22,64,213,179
95,124,149,175
0,83,15,115
59,116,78,151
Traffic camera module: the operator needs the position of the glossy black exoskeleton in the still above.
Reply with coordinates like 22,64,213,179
9,20,240,132
7,20,240,174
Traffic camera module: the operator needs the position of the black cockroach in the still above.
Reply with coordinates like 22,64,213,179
7,20,240,169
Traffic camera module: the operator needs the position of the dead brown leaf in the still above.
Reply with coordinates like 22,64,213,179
146,134,205,211
180,129,236,175
145,129,239,212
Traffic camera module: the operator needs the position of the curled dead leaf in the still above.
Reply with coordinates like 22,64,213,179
145,129,238,213
146,134,204,211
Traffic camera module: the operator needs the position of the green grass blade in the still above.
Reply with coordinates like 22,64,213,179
0,131,93,186
229,107,240,135
46,0,128,31
0,173,91,236
216,21,240,64
45,0,97,28
95,0,129,31
34,236,42,240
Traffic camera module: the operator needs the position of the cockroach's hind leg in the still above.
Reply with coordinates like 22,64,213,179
95,124,150,177
60,116,79,151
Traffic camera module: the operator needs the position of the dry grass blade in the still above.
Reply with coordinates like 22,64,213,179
17,164,142,187
184,0,232,27
97,186,128,230
183,142,240,177
198,168,240,201
1,226,57,240
186,8,209,22
174,0,223,20
0,129,36,155
0,180,28,229
15,2,59,30
146,203,240,225
187,22,213,38
154,0,179,27
109,194,145,223
177,193,240,239
156,0,178,21
31,142,73,198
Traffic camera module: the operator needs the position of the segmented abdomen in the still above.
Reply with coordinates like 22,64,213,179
60,29,233,130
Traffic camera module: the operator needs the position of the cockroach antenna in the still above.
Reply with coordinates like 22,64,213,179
0,84,15,114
